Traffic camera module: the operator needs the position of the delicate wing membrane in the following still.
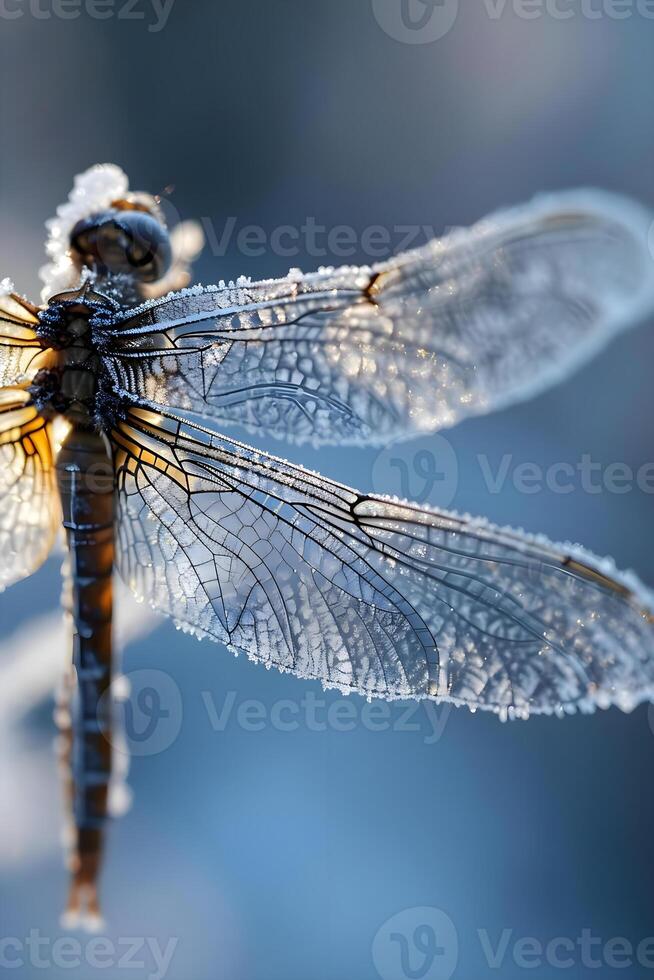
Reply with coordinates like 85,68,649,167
0,290,44,389
112,408,654,717
0,389,59,590
101,191,654,445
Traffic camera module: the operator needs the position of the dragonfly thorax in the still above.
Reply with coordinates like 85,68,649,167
31,296,123,427
36,296,117,349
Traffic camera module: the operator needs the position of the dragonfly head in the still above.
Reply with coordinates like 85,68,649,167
69,193,172,285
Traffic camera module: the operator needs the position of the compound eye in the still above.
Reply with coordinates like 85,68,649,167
70,209,172,283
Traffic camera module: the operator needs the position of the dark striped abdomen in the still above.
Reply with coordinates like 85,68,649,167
56,422,114,923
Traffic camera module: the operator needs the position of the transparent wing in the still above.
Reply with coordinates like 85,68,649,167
101,190,654,446
0,389,60,591
0,289,45,389
111,407,654,717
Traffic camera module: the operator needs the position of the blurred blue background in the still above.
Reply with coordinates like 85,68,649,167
1,2,653,978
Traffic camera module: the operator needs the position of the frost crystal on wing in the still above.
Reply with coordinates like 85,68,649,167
101,190,654,450
111,407,654,721
19,168,654,721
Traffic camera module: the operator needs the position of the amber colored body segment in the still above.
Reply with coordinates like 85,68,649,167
55,418,114,921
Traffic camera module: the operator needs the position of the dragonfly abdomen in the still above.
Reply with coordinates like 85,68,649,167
55,422,115,926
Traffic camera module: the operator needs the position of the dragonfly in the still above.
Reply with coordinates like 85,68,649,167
2,164,654,927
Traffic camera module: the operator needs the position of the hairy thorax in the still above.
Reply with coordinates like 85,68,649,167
30,294,123,429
